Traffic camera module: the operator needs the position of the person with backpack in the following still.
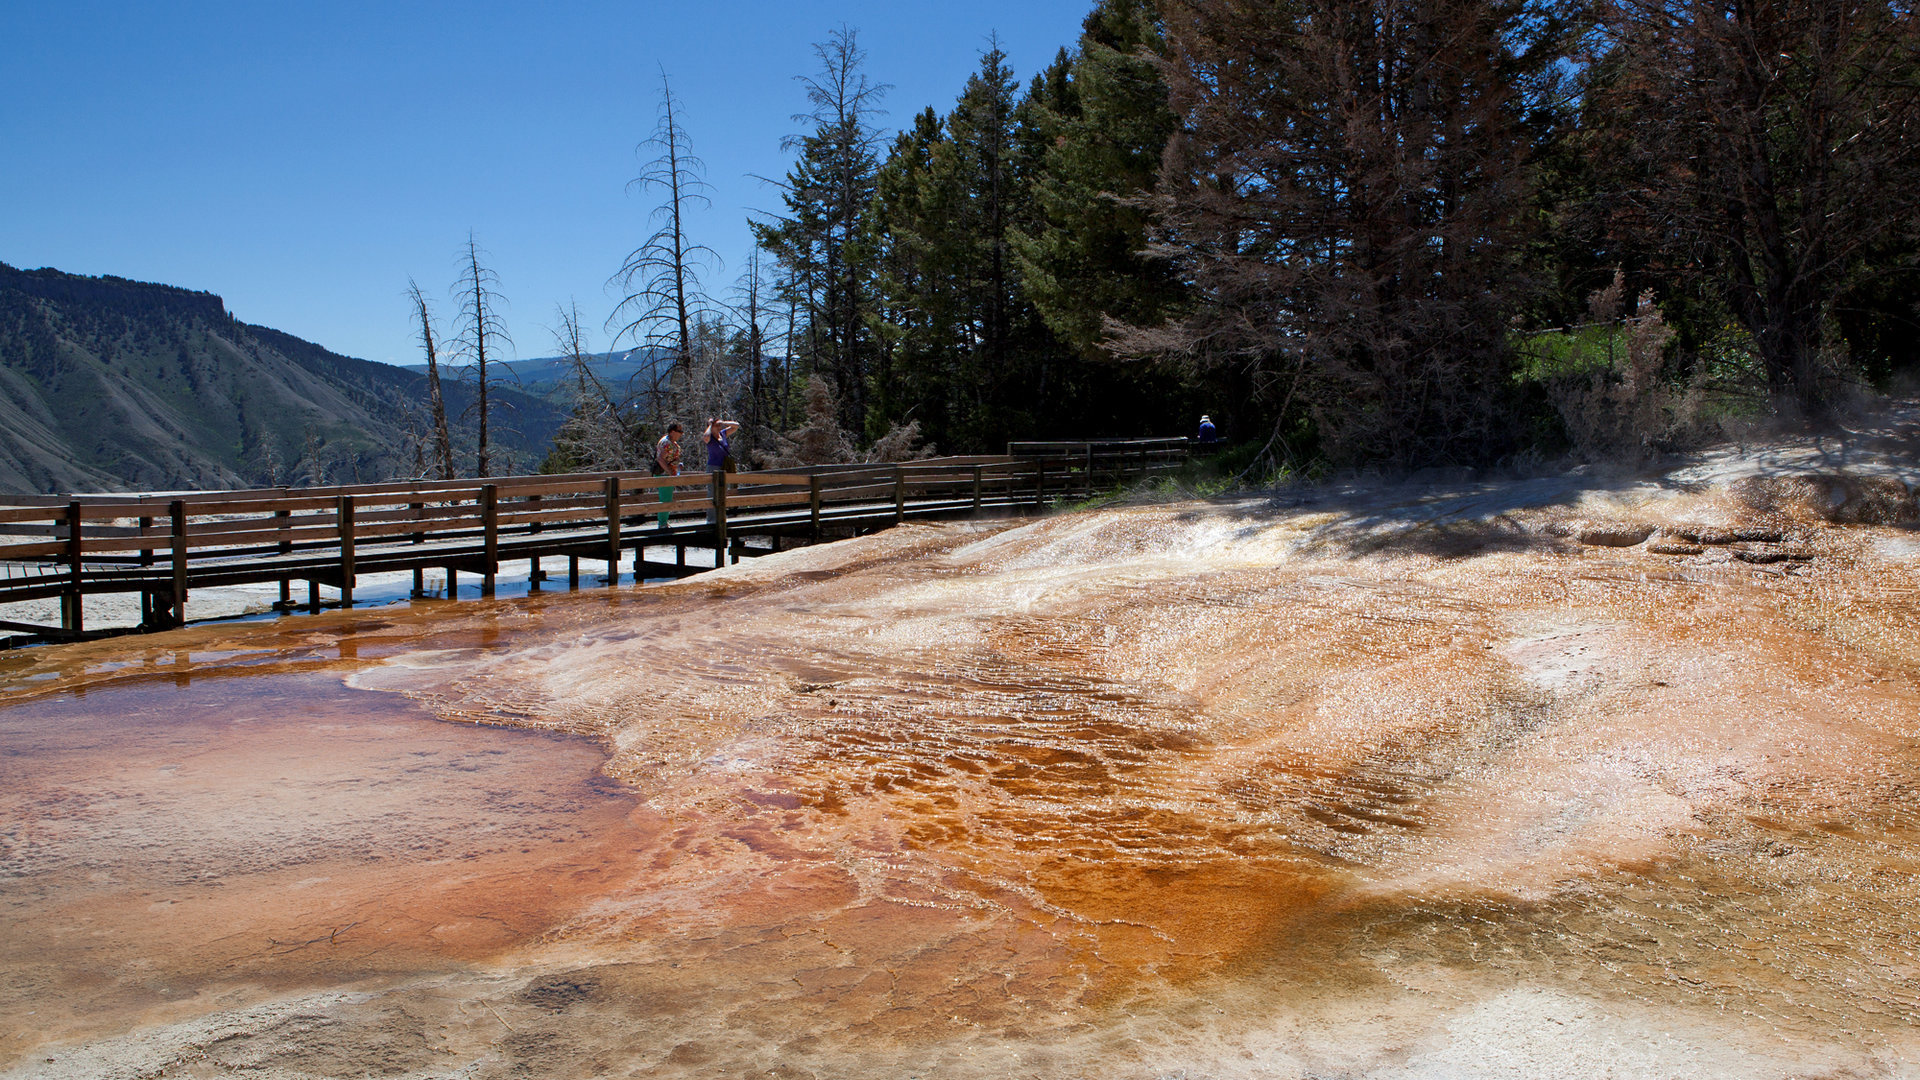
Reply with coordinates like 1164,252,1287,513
655,422,683,528
704,417,740,472
703,418,740,524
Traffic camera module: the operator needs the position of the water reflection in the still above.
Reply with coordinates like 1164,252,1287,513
0,674,650,1064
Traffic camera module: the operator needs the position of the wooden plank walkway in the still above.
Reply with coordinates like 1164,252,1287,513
0,439,1188,641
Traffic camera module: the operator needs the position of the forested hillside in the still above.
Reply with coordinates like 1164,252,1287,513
568,0,1919,475
10,1,1914,487
0,263,564,493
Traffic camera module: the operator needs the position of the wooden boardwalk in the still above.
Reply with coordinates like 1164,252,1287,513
0,439,1187,642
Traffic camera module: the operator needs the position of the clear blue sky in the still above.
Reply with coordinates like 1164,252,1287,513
1,1,1093,364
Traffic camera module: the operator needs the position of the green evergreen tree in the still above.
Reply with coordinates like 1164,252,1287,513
1007,0,1213,442
754,27,888,437
867,107,947,437
869,43,1059,452
1012,0,1183,357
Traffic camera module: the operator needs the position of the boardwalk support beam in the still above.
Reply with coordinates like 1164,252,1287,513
169,500,188,627
604,477,622,584
61,501,81,633
481,484,499,596
337,495,356,607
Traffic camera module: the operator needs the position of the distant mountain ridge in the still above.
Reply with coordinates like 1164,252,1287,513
399,348,673,404
0,262,565,493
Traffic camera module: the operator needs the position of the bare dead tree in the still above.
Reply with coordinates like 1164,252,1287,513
609,70,717,419
406,277,457,480
548,300,634,471
299,424,328,486
664,317,750,463
729,251,776,433
779,283,801,430
452,233,513,477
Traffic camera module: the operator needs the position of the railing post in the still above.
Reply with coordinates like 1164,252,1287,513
711,469,728,557
1034,460,1047,507
169,499,188,627
972,466,983,514
276,507,292,607
61,501,82,633
337,495,356,607
139,516,154,567
481,484,499,596
809,473,822,541
604,476,622,584
893,465,905,525
1085,444,1095,497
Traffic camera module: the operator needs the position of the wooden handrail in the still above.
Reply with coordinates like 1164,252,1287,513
0,445,1183,625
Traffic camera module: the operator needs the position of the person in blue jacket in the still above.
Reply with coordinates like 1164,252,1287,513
1197,414,1218,444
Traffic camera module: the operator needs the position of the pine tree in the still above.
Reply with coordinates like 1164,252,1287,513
869,107,953,441
1012,0,1183,357
761,375,857,467
870,44,1053,453
1122,0,1562,466
754,28,889,437
1588,0,1920,416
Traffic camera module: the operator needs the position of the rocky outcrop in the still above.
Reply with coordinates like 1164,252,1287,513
1732,473,1918,525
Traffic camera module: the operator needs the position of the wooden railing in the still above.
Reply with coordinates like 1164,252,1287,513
1006,436,1190,496
0,440,1188,639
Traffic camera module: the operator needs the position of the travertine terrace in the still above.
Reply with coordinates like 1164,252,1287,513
3,409,1917,1079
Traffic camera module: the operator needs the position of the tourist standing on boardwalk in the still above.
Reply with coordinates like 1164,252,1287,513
705,417,740,473
704,418,740,524
656,423,684,475
1197,414,1218,445
655,423,683,528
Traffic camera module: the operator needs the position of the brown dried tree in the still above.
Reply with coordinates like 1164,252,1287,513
1590,0,1920,418
1120,0,1564,466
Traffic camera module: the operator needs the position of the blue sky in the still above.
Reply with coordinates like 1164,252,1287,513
1,1,1093,364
